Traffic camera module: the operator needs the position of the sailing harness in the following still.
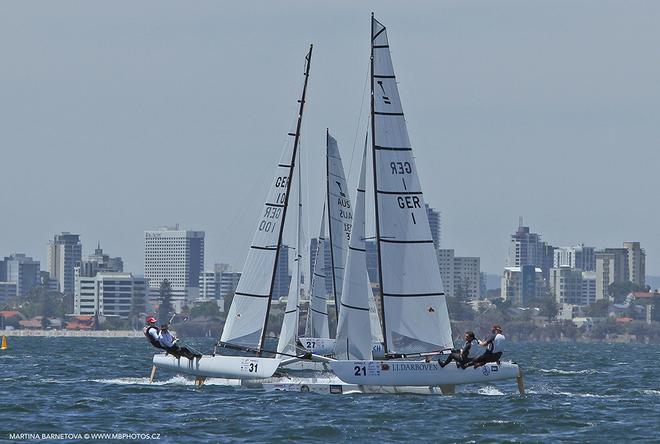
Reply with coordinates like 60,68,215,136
143,325,165,350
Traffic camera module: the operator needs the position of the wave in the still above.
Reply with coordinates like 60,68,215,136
476,386,505,396
527,389,614,398
90,376,241,386
537,368,602,375
642,389,660,396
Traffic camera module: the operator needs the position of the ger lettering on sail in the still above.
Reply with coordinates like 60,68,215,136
370,16,453,355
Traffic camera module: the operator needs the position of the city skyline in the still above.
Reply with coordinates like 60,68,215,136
1,1,659,275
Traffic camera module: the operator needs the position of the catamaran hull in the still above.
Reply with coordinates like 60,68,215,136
152,353,280,379
259,375,442,395
299,337,385,358
330,360,520,386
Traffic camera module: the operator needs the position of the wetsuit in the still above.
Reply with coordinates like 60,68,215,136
439,339,473,368
159,330,200,360
472,333,505,368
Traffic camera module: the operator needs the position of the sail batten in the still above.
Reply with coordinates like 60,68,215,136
370,16,452,355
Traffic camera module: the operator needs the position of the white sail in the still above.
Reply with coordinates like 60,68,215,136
304,204,330,339
368,290,383,344
335,146,373,361
220,45,313,351
326,132,352,314
370,16,453,354
277,148,304,357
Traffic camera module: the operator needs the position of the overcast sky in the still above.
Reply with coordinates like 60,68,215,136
1,1,659,275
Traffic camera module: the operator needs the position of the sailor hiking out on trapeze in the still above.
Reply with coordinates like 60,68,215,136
143,316,201,360
469,324,506,368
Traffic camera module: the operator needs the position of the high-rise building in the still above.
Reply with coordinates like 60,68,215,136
47,232,82,295
501,265,543,306
0,282,17,304
581,271,597,306
272,245,290,300
437,249,481,300
198,271,217,300
77,243,123,277
425,204,441,249
508,220,543,268
553,244,596,271
507,219,554,280
74,272,147,319
436,249,455,298
454,256,481,300
549,267,583,305
624,242,645,287
595,248,628,301
144,226,205,312
0,253,40,297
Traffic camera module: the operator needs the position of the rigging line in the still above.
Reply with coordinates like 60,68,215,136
347,58,371,187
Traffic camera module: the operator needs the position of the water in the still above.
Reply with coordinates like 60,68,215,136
1,338,659,443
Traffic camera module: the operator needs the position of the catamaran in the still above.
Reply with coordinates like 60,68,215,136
152,45,321,382
328,15,523,393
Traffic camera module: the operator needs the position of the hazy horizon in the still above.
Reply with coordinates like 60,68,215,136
1,1,659,276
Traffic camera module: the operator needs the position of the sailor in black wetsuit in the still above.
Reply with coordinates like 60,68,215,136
439,331,475,369
143,316,164,350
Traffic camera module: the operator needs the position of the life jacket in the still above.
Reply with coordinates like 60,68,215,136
143,325,164,349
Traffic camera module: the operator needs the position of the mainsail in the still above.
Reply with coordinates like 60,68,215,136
304,204,330,339
220,45,313,351
370,16,453,354
335,146,373,361
326,132,352,316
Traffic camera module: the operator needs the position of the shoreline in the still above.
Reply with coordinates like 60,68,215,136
0,329,144,338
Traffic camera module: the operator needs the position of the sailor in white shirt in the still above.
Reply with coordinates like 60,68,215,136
471,324,505,368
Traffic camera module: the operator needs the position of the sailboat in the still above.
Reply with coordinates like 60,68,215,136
152,45,319,381
299,131,385,358
298,131,353,358
329,15,522,391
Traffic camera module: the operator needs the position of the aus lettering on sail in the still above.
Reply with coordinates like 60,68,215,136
257,174,288,234
336,183,353,240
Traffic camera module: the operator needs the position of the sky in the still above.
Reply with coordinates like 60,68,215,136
1,1,659,275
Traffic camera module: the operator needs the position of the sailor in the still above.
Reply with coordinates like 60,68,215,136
471,324,505,368
158,324,201,360
438,331,476,369
143,316,164,350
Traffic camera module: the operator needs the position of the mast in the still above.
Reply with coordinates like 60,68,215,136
370,13,388,354
258,44,313,352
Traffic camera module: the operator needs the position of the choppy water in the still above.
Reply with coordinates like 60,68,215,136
1,337,659,443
